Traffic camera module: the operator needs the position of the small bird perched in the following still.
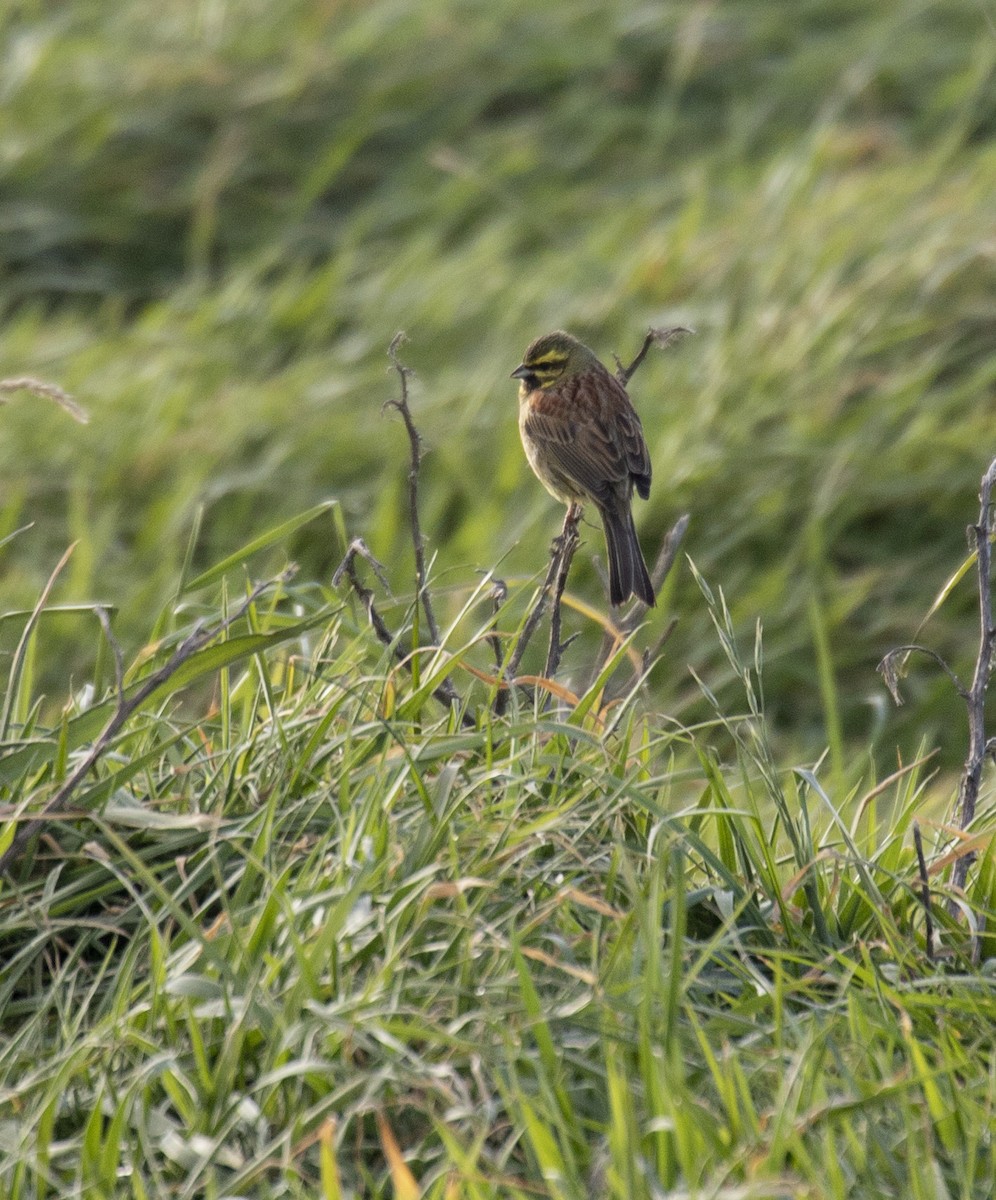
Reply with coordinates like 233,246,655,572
512,330,655,607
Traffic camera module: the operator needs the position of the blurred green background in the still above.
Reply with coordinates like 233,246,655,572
1,0,993,765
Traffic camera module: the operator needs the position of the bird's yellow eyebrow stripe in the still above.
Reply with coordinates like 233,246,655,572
528,351,568,367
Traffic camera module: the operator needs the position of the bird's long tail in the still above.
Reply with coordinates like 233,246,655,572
601,505,655,607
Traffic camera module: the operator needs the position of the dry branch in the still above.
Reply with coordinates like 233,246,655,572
333,538,470,725
383,332,442,646
544,506,583,678
879,455,996,905
487,579,508,674
913,821,934,961
952,456,996,893
613,325,694,387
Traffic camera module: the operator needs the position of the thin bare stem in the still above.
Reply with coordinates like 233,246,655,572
0,575,286,876
335,538,470,725
487,580,508,675
952,456,996,894
913,822,934,961
332,338,468,722
383,332,441,646
495,506,581,715
877,645,967,706
614,326,694,386
544,511,582,678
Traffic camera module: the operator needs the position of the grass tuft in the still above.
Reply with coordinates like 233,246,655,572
1,516,993,1195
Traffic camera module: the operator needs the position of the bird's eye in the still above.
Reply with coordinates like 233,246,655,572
529,355,566,376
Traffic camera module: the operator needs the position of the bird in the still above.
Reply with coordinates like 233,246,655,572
512,330,655,607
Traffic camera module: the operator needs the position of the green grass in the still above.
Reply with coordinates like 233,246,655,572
2,0,996,1195
0,0,994,760
1,546,994,1196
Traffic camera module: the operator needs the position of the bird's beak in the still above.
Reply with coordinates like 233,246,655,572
510,364,530,380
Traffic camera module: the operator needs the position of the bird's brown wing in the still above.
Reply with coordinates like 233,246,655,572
616,389,652,500
523,371,651,506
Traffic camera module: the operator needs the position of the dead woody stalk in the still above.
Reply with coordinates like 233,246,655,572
952,456,996,894
879,454,996,908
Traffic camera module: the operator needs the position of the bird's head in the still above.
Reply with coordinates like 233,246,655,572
511,331,598,391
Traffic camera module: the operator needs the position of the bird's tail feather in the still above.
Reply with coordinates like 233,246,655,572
601,507,655,607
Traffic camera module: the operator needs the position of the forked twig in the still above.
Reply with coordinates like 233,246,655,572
334,538,470,725
332,337,469,723
613,326,694,387
495,506,581,715
383,333,441,646
332,538,397,647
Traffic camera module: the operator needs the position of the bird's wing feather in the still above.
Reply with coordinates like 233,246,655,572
604,372,653,496
522,408,622,506
523,372,651,505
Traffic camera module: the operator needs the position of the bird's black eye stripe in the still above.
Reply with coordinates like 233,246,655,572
526,356,567,374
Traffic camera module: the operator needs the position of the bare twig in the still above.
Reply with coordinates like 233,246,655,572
487,579,508,675
335,539,409,656
495,506,582,715
883,458,996,904
332,537,391,603
613,326,694,387
505,509,580,678
334,538,470,725
331,337,470,723
650,512,690,594
0,575,287,876
544,508,583,678
952,456,996,894
383,333,441,646
913,821,934,961
877,645,967,706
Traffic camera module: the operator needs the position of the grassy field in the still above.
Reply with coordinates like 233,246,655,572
2,0,996,1195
